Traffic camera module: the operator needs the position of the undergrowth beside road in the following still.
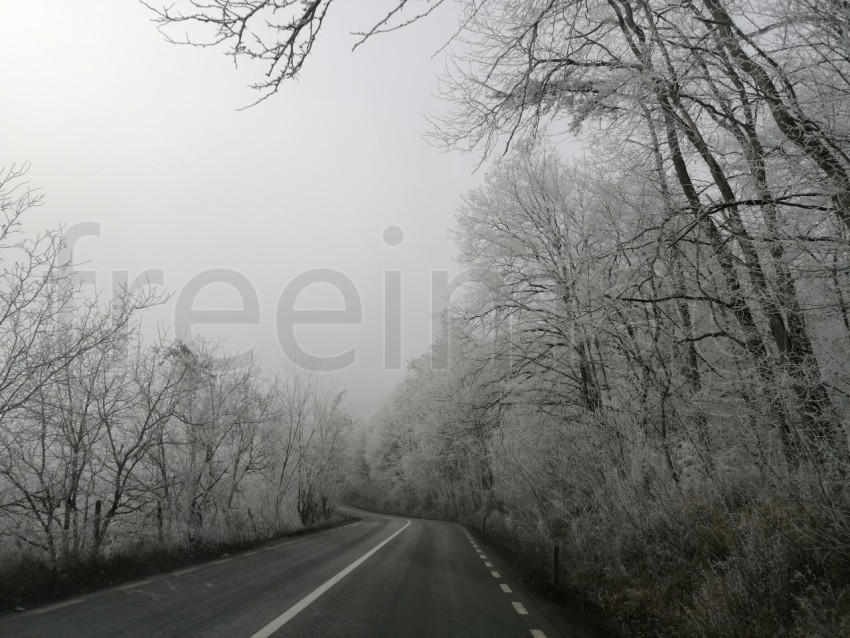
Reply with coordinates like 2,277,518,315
467,489,850,637
0,514,353,615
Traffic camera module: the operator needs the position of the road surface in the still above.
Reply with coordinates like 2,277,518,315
0,507,601,637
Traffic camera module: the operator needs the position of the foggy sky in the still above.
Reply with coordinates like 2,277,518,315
0,1,482,417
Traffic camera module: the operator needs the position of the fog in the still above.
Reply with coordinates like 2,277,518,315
0,0,480,417
2,4,849,636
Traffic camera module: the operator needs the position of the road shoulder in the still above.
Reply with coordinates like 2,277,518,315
464,526,621,638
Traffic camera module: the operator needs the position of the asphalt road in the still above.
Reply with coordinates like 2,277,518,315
0,507,600,637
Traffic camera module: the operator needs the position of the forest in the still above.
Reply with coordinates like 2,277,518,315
328,0,850,634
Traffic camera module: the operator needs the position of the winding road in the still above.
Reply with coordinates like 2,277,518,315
0,507,602,637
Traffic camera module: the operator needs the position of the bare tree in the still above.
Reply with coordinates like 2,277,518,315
142,0,448,103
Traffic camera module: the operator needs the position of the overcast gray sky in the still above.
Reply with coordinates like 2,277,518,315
0,1,483,417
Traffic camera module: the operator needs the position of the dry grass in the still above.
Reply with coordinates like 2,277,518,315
482,472,850,637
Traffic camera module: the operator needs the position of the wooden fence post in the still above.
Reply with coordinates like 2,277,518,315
552,543,560,587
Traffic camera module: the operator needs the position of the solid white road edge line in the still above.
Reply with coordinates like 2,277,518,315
337,506,395,522
31,598,86,614
249,519,412,638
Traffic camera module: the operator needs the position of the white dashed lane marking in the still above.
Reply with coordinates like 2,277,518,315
468,532,543,635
